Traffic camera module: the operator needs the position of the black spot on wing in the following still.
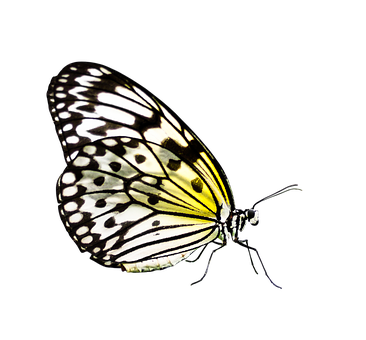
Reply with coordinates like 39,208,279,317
161,137,203,165
94,176,105,186
95,199,107,208
148,195,159,205
191,177,203,193
135,154,146,164
109,162,121,172
104,216,115,228
87,126,108,137
167,159,181,171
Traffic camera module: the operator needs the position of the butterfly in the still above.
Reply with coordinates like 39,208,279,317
47,62,300,287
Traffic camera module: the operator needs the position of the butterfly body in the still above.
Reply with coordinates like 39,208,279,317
48,62,298,284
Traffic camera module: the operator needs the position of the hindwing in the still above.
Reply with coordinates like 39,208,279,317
57,137,220,269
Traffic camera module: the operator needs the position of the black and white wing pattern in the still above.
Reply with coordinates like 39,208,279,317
47,62,235,271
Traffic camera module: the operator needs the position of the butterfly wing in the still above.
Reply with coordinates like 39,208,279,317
48,62,234,271
57,137,221,270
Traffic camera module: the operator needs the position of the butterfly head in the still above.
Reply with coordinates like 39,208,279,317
228,209,258,239
230,184,301,237
244,209,259,226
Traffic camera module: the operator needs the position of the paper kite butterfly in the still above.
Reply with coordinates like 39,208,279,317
47,62,300,287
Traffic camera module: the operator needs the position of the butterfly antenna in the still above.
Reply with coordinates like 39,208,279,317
252,184,301,209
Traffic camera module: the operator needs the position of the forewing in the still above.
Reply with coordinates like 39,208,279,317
47,62,234,214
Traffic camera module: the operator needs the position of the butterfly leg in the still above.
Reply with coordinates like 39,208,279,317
185,244,209,263
234,239,282,289
188,223,230,287
188,244,229,287
188,249,216,287
235,239,258,274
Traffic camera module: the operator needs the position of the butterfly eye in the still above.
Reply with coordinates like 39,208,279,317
245,208,259,224
247,209,255,220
